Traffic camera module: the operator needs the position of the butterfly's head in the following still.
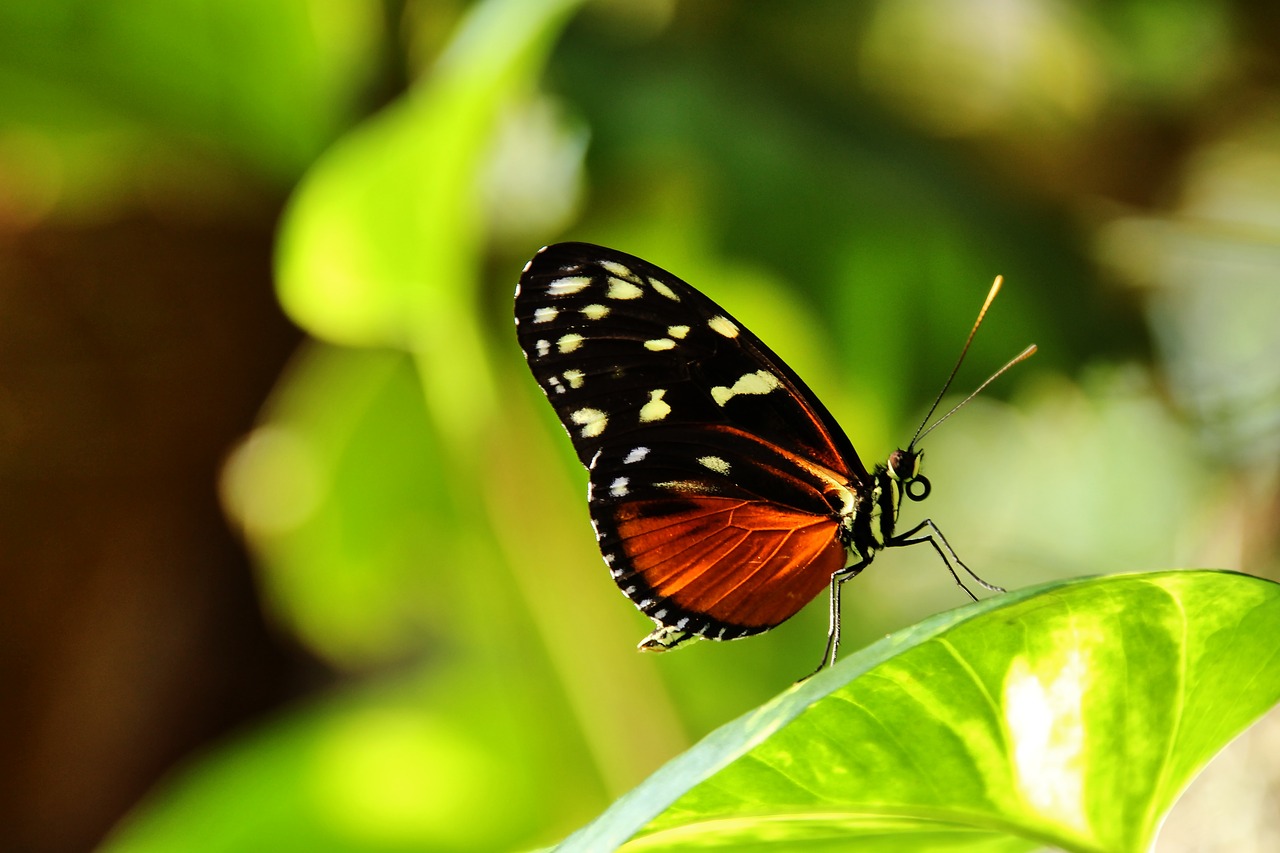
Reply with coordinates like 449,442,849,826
888,447,931,502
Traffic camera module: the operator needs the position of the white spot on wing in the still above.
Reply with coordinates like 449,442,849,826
562,369,585,389
557,333,584,353
667,325,690,339
547,276,591,295
698,455,731,475
571,407,608,437
535,339,550,357
532,306,558,323
581,303,610,320
607,277,644,300
624,447,650,464
609,477,629,497
708,315,739,338
639,389,671,423
600,260,636,280
644,338,675,351
650,277,680,301
711,370,780,406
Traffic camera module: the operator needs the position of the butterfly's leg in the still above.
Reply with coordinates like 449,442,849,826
892,519,1006,597
799,557,871,681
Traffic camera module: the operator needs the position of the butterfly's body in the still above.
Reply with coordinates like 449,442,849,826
515,242,1012,671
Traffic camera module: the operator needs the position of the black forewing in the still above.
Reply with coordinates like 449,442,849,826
513,242,869,482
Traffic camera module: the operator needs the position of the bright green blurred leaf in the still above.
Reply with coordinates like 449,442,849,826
234,0,593,667
558,571,1280,852
273,0,582,347
274,0,586,454
0,0,382,193
99,675,567,853
221,344,457,666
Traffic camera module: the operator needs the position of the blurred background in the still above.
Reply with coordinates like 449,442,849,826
2,0,1278,851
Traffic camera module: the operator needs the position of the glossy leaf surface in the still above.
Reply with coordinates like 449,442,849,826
559,571,1280,853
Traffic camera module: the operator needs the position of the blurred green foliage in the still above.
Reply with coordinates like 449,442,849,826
4,0,1278,851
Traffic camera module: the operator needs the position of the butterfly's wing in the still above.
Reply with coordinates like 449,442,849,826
514,242,870,643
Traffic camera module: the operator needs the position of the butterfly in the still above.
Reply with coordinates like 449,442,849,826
514,242,1032,673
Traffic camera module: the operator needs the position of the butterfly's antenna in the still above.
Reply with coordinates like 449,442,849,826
914,344,1037,444
908,275,1007,449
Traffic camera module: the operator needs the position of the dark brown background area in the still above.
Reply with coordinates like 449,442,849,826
0,213,321,853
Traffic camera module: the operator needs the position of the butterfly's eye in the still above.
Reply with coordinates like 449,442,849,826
887,448,922,481
905,475,931,502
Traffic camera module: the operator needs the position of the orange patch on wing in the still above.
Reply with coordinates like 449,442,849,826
614,498,844,629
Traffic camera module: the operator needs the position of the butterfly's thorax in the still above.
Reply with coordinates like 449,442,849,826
841,466,887,561
843,445,926,562
870,467,902,545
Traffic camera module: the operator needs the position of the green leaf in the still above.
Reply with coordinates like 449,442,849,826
272,0,579,345
0,0,383,184
220,344,460,666
274,0,586,453
557,571,1280,853
100,674,571,853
